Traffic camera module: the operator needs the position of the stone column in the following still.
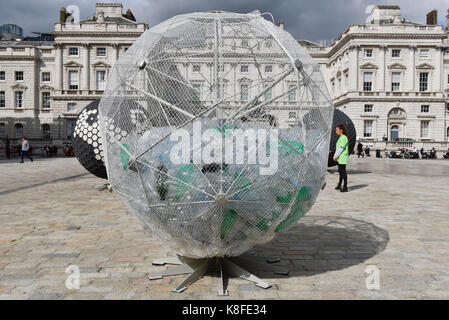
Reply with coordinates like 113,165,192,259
409,45,416,91
379,45,386,92
83,43,90,92
436,46,442,91
55,43,63,91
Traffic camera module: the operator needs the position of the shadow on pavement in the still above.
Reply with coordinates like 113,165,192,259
348,184,368,191
233,216,389,279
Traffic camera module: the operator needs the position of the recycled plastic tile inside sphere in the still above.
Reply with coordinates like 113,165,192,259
99,11,334,258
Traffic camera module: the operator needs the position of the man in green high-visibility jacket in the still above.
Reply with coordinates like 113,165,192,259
333,124,349,192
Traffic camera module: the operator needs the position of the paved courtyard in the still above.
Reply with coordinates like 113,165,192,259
0,156,448,299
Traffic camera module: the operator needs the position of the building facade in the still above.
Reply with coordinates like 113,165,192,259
305,5,449,145
0,3,147,148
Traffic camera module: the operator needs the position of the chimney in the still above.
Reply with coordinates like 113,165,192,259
278,19,284,29
60,7,67,24
426,9,437,25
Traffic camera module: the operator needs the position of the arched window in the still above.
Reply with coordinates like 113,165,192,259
14,123,23,139
0,123,5,138
42,124,51,140
390,125,399,141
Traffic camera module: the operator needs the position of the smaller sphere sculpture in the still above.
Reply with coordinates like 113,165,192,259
328,109,356,167
73,100,107,179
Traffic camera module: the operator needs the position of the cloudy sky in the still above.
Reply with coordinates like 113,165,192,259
0,0,447,42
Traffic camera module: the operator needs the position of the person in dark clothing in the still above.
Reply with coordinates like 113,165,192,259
5,136,10,159
357,141,363,158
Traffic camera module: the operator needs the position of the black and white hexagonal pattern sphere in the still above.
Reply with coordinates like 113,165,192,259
328,108,357,167
73,100,108,179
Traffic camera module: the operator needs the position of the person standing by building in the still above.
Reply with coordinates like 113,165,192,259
333,124,349,192
356,141,363,158
20,137,33,163
5,136,11,159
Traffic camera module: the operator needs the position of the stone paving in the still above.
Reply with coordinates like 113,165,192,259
0,156,448,299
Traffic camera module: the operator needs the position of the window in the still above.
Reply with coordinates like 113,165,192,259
421,105,429,113
364,104,373,113
419,49,429,58
0,123,5,138
265,65,272,73
419,72,428,92
364,120,373,138
289,112,296,119
192,65,201,73
68,71,79,90
192,84,201,101
42,92,50,109
96,71,106,91
364,49,373,58
240,84,248,102
15,71,23,81
0,71,5,81
42,124,51,140
0,91,5,108
15,91,23,108
391,72,401,92
363,72,373,91
67,119,76,139
68,103,76,112
288,85,296,102
240,65,249,73
69,47,79,56
265,87,272,101
97,48,107,57
420,121,429,138
392,49,401,58
15,123,23,138
42,72,51,82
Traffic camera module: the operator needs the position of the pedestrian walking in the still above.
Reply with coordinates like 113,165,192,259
5,136,10,159
333,124,349,192
20,137,33,163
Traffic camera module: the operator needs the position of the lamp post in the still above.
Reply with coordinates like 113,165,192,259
57,115,62,140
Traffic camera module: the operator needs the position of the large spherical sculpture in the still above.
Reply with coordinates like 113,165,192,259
99,11,334,260
328,108,356,167
73,100,107,179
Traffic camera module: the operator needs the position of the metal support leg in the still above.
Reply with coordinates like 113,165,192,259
223,259,271,289
217,259,229,296
172,259,210,293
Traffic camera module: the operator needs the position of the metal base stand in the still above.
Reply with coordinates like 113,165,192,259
149,254,271,295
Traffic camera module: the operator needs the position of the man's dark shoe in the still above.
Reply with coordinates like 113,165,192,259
335,185,341,190
340,187,348,193
19,161,23,163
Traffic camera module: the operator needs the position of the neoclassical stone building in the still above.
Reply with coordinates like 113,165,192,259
305,5,449,145
0,3,147,146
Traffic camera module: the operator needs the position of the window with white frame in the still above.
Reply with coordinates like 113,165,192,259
391,72,401,92
421,105,429,113
0,71,5,81
68,103,76,112
192,65,201,73
0,91,5,108
96,71,106,91
97,48,107,57
68,47,79,56
42,92,50,109
240,84,248,102
42,72,51,82
364,120,373,137
419,49,429,58
15,71,23,81
15,123,23,138
15,91,23,108
264,65,272,73
392,49,401,58
42,124,51,140
364,49,373,58
419,72,428,92
288,84,296,102
420,120,430,138
364,104,373,113
192,84,201,101
68,71,79,90
363,72,373,91
240,65,249,73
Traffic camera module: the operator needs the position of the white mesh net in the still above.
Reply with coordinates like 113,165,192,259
99,11,334,258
